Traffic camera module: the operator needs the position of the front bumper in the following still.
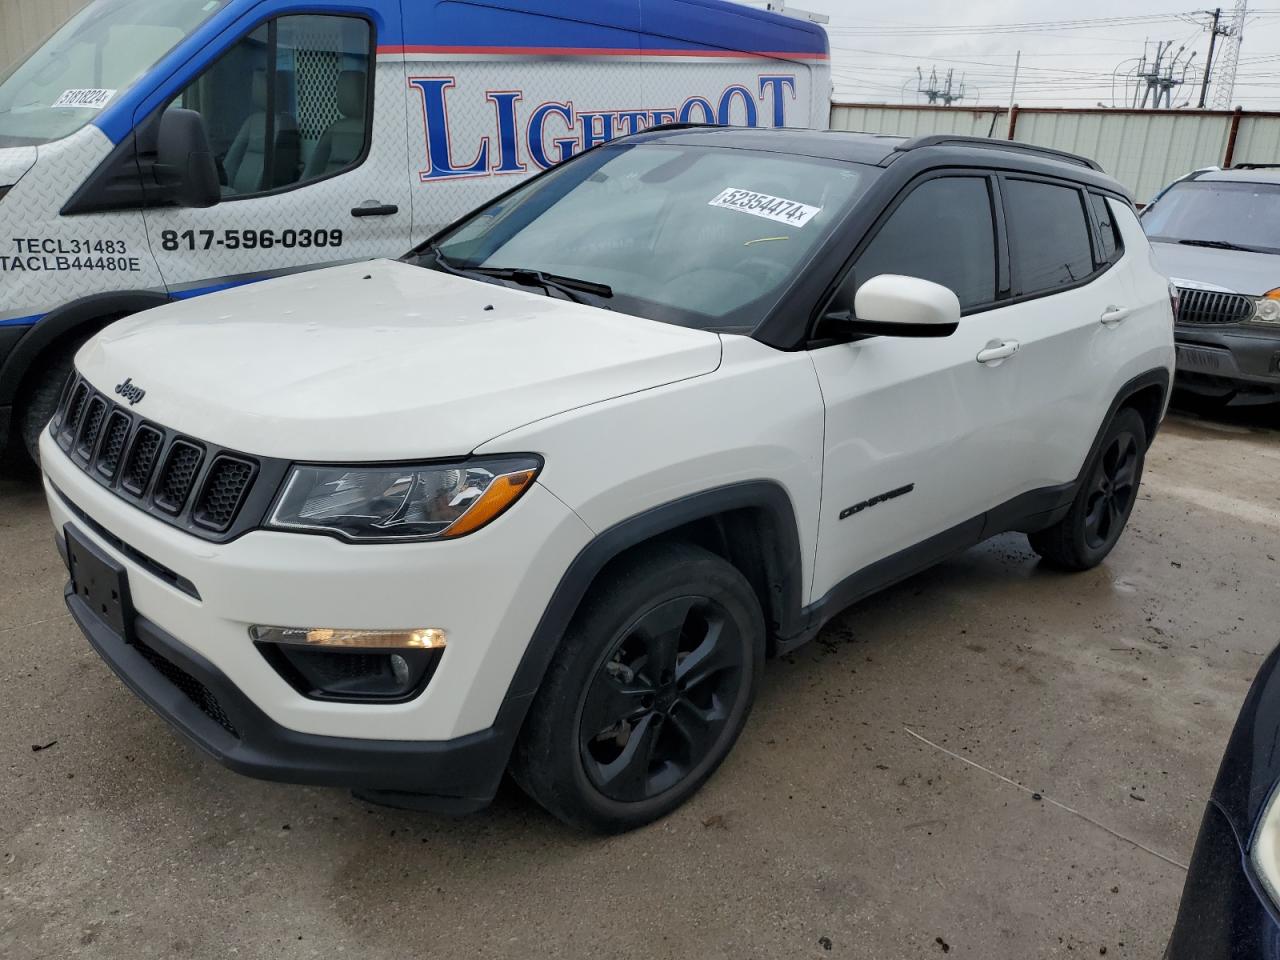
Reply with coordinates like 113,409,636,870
1175,325,1280,393
65,578,524,812
41,427,595,805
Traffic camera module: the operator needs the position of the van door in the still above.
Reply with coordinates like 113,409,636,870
142,10,410,298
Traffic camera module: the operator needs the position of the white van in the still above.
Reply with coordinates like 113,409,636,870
0,0,830,460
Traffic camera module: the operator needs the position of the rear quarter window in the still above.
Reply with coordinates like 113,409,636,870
1004,178,1095,297
1090,194,1124,264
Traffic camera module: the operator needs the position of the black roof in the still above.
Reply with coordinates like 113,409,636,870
628,125,1129,198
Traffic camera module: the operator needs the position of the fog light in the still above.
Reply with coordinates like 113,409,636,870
251,626,445,702
250,626,447,649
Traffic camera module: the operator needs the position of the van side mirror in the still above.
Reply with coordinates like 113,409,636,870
155,108,220,208
826,274,961,338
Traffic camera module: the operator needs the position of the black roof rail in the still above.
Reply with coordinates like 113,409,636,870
637,121,722,135
1232,162,1280,170
891,135,1103,172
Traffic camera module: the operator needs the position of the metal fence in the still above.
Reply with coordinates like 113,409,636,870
1,0,89,73
831,102,1280,202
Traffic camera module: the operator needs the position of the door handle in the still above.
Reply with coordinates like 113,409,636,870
976,339,1020,365
351,203,399,218
1101,305,1132,326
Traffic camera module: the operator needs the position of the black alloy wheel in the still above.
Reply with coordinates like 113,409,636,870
1082,428,1141,551
510,542,764,833
1028,407,1148,571
579,595,744,803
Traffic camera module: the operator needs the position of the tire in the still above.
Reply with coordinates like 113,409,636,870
1028,407,1148,572
510,541,765,833
17,341,83,464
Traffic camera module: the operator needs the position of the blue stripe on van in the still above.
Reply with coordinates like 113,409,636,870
169,278,259,300
0,314,42,328
92,0,824,144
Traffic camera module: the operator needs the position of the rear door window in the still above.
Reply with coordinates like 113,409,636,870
1003,178,1095,296
852,176,998,311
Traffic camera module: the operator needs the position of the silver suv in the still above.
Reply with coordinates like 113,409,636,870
1143,166,1280,407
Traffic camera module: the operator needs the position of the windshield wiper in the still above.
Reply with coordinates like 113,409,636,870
412,244,613,304
465,266,613,305
1175,238,1264,252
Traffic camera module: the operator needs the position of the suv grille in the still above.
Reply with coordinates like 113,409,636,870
49,373,271,542
1176,287,1255,325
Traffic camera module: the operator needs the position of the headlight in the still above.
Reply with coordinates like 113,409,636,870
267,456,541,542
1254,289,1280,324
1253,783,1280,908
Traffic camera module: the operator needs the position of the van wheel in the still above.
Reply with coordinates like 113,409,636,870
1028,407,1147,571
18,342,82,465
510,542,764,833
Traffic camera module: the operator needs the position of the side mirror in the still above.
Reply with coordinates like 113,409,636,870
154,108,220,208
836,274,961,338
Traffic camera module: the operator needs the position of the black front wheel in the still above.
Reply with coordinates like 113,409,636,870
1029,407,1148,571
511,542,764,833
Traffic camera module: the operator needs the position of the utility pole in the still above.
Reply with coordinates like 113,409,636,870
1006,50,1021,139
1209,0,1247,109
917,67,967,106
1199,8,1225,108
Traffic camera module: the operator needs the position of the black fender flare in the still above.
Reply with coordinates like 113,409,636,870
0,291,170,407
1076,367,1172,484
500,480,806,712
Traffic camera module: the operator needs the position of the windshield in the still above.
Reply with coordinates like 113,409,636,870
0,0,226,148
422,143,876,333
1143,179,1280,254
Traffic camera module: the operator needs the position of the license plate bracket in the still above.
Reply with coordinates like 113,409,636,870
1176,344,1227,374
65,524,134,643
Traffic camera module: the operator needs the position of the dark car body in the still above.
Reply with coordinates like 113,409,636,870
1168,643,1280,957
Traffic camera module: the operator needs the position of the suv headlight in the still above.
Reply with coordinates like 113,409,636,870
267,456,541,542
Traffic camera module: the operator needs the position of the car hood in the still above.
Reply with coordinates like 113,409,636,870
1150,239,1280,296
75,260,723,461
0,145,37,188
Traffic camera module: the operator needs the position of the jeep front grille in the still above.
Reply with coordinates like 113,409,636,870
48,373,279,543
1175,287,1255,326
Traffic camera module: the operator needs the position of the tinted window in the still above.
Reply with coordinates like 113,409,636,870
1004,179,1095,295
1090,193,1122,263
853,177,997,311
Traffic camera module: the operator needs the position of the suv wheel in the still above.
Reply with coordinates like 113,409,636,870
511,542,764,833
1028,407,1147,571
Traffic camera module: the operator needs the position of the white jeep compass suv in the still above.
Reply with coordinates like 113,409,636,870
42,128,1175,832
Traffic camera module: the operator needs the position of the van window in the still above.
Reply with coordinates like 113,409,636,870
0,0,227,148
1090,194,1123,265
852,177,998,311
1004,179,1095,296
170,14,371,198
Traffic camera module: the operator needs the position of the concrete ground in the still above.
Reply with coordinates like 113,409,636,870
2,406,1278,959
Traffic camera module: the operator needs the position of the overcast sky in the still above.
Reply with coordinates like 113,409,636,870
785,1,1280,109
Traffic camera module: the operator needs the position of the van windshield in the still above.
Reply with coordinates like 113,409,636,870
1143,179,1280,255
422,143,875,334
0,0,226,148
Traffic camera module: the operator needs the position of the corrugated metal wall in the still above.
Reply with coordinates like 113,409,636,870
831,103,1280,202
1,0,90,73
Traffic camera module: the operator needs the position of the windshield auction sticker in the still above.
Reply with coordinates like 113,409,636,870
50,89,117,110
708,188,822,227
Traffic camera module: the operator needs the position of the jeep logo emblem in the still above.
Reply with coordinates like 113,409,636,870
114,378,146,406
